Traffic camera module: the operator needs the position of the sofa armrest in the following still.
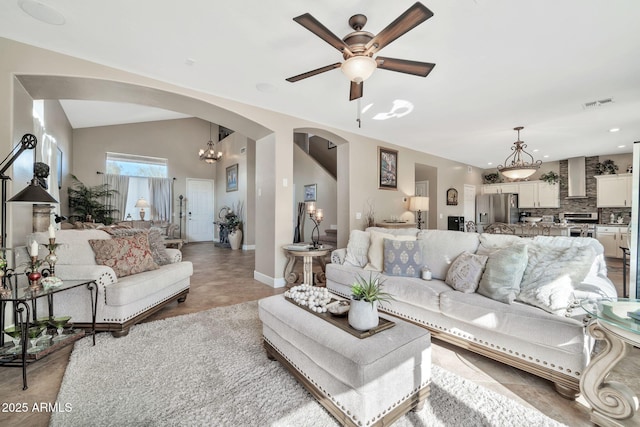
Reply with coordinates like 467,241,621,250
165,248,182,263
331,248,346,264
54,265,117,286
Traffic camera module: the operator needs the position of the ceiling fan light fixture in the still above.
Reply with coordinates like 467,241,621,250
496,126,542,180
341,56,377,83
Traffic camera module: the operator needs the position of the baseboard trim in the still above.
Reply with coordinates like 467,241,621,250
242,244,255,250
254,270,286,288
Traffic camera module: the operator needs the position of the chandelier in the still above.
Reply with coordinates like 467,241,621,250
497,126,541,180
198,122,222,164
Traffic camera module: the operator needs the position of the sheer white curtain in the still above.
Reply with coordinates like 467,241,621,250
149,177,172,221
105,174,130,222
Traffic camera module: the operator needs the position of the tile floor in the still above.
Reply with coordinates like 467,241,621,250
0,242,638,426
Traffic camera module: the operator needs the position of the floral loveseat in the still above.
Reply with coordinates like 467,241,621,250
326,227,617,398
19,228,192,337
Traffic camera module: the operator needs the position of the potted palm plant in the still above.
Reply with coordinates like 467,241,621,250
348,272,394,331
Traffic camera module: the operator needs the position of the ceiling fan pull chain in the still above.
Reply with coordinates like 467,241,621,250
356,98,362,128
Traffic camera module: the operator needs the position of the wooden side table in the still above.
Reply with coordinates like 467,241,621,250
375,222,417,229
282,245,332,286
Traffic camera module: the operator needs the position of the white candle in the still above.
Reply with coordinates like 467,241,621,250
30,241,39,257
48,224,56,239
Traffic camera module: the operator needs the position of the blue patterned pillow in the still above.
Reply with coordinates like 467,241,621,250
383,238,423,277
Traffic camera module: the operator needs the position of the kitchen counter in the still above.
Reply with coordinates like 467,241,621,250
513,223,574,237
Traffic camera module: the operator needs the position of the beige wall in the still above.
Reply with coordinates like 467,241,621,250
1,37,485,286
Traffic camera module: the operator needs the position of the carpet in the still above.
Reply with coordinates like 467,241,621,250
51,301,565,427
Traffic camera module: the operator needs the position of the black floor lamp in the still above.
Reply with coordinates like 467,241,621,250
1,133,59,248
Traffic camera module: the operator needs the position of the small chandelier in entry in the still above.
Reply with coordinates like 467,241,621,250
497,126,541,180
198,122,222,164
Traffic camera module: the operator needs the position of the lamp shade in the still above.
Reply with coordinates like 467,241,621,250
8,179,58,203
409,196,429,212
135,197,150,208
341,56,377,83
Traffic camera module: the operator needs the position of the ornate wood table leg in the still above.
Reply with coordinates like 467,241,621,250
283,254,299,285
302,255,313,285
580,322,639,426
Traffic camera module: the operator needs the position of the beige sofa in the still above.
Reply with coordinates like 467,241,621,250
20,229,192,337
326,227,617,398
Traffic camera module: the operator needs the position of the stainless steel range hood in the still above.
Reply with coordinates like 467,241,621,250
567,156,587,198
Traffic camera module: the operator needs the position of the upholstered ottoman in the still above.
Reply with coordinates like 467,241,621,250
258,295,431,427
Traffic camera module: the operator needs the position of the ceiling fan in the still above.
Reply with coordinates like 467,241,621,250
286,2,436,101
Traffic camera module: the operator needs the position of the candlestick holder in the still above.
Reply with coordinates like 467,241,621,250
27,255,43,292
44,238,59,277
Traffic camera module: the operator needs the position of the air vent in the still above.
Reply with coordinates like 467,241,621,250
583,98,613,109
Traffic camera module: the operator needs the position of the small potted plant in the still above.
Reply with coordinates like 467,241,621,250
225,211,242,250
595,159,619,175
540,171,562,185
348,272,394,331
483,173,501,184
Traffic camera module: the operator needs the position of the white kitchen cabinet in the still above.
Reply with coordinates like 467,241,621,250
596,225,628,258
516,181,559,208
537,182,560,208
482,183,519,195
595,174,632,207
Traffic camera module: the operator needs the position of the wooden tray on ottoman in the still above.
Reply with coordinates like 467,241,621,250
285,297,395,339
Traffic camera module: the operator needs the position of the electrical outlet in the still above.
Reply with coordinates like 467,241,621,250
356,212,362,219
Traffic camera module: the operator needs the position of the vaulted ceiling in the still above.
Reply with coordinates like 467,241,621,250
1,0,639,168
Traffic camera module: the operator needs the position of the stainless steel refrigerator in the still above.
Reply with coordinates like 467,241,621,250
476,193,519,232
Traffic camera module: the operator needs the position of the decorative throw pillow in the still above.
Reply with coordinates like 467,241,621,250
102,228,172,266
365,230,415,272
89,234,159,278
344,230,371,267
517,245,597,314
383,238,422,277
477,244,528,304
445,251,488,293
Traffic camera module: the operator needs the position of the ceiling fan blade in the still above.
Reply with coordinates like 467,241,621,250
350,81,363,101
293,13,353,56
376,57,435,77
286,63,342,82
365,2,434,55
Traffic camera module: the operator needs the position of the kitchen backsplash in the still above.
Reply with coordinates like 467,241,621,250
522,156,631,224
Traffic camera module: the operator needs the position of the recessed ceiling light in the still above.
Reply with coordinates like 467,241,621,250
618,145,626,148
18,0,65,25
532,149,539,152
609,128,620,133
543,155,549,158
487,162,493,166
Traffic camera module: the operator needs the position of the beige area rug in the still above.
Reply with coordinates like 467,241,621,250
51,301,566,427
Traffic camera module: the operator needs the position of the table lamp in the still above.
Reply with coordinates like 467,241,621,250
135,197,150,220
409,196,429,230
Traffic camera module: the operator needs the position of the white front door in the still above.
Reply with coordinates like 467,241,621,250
186,178,214,242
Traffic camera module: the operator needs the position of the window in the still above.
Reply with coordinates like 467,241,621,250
106,152,167,178
105,153,171,221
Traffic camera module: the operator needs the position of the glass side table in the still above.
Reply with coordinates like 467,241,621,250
580,298,640,426
0,279,98,390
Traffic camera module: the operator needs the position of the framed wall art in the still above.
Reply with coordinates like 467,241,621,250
446,188,458,206
378,147,398,190
226,163,238,192
304,184,317,202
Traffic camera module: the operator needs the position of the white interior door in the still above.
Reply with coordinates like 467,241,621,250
463,184,476,226
186,178,214,242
